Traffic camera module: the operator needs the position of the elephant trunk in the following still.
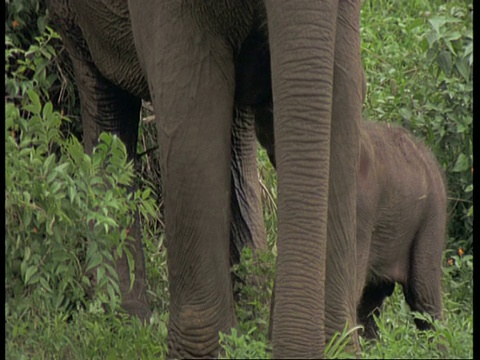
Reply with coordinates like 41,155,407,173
265,0,339,357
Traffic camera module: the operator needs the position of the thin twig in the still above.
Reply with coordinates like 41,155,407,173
258,173,277,212
143,115,156,123
447,197,472,204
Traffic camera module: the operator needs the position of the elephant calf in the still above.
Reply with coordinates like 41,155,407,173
354,120,447,338
256,117,447,338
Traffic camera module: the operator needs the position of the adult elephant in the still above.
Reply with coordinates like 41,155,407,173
47,0,364,358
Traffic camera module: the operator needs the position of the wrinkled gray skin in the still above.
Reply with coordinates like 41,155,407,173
258,118,447,339
46,0,364,357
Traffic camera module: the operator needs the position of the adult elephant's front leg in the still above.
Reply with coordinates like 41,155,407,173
129,10,236,358
159,52,235,359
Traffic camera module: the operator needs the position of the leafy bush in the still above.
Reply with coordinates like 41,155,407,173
5,0,49,49
231,247,275,342
219,328,271,360
6,307,169,359
6,1,81,136
360,281,473,359
5,88,157,315
5,23,166,359
5,30,60,104
442,248,473,307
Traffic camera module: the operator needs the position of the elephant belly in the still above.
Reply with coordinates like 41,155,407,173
234,25,272,107
367,162,430,283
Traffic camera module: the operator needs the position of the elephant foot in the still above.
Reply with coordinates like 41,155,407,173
121,299,152,324
167,302,236,359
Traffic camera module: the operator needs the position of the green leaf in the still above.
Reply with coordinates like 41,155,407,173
425,31,439,47
24,266,38,285
50,182,62,194
443,39,457,56
467,206,473,217
141,188,151,200
46,169,58,184
43,154,56,174
5,103,19,125
82,275,91,287
399,107,412,121
86,250,103,273
54,162,70,174
42,101,53,120
97,265,106,285
436,51,452,76
26,89,42,115
22,209,32,228
68,186,76,204
90,177,104,186
443,31,462,42
428,16,447,34
452,153,469,172
39,277,52,293
455,58,471,81
46,216,55,235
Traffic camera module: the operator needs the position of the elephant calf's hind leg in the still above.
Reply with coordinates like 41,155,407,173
404,220,445,331
357,281,395,339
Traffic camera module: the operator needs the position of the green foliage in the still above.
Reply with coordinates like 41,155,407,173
325,324,363,359
219,328,271,360
220,247,274,359
231,247,275,342
360,283,472,359
6,0,81,137
5,308,169,359
257,147,278,252
356,247,473,359
143,230,170,314
5,17,167,360
442,249,473,306
5,0,49,48
5,29,60,104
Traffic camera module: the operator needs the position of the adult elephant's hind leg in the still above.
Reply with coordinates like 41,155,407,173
230,106,268,267
60,39,149,321
135,25,237,358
